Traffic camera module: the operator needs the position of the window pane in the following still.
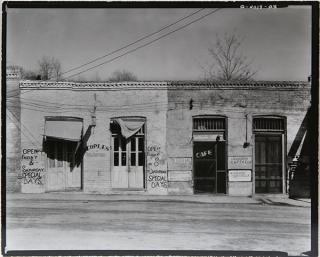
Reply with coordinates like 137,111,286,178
131,137,136,151
138,152,144,166
138,137,144,151
114,137,119,151
121,137,126,151
57,141,63,167
131,153,136,166
114,153,119,166
121,153,126,166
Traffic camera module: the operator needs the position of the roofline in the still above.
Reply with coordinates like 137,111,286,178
19,80,311,91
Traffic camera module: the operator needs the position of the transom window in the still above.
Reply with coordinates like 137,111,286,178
193,117,225,132
253,117,285,132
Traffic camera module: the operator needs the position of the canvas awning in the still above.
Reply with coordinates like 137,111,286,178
44,118,83,141
113,117,145,139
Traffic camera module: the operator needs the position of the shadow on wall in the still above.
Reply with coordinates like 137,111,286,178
288,108,311,198
42,125,94,171
288,108,309,160
75,125,94,167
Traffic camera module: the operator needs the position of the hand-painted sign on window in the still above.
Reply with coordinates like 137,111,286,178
194,142,215,159
195,149,213,159
229,170,252,182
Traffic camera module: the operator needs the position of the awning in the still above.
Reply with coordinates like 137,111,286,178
44,118,83,141
114,118,145,139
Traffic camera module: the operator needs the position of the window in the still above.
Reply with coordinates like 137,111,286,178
111,120,145,167
253,117,284,132
193,117,225,131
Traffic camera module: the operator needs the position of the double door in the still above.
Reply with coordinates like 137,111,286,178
111,135,144,189
193,141,226,194
45,139,81,191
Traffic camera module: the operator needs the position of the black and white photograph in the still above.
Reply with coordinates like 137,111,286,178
3,2,318,256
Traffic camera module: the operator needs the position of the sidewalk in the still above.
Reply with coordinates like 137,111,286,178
6,192,311,207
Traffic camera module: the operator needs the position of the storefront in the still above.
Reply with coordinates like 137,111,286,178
11,80,311,196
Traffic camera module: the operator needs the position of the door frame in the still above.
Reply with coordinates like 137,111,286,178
252,115,287,194
44,138,82,192
192,140,227,194
253,132,286,194
192,115,228,194
110,117,146,190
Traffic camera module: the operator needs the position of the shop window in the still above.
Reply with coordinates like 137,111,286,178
193,116,227,194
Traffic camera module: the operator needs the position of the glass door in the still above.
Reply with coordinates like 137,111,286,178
111,133,145,189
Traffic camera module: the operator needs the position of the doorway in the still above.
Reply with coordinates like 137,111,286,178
193,141,226,194
45,139,81,191
253,116,285,194
255,134,283,193
111,124,145,189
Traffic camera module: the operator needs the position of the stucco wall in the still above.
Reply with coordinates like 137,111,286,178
18,81,311,195
20,87,168,194
6,75,21,192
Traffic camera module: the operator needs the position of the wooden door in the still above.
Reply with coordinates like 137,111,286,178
111,135,144,189
46,140,66,191
255,134,283,193
111,136,128,188
193,141,226,194
128,136,144,188
46,140,81,191
65,142,81,190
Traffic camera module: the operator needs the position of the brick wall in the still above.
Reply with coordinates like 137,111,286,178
167,83,311,195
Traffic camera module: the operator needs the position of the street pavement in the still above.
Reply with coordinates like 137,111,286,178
5,193,311,256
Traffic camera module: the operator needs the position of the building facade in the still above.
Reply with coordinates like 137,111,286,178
7,78,311,196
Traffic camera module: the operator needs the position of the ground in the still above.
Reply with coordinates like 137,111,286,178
5,194,311,256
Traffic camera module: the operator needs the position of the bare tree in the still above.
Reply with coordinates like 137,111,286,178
7,65,39,80
38,56,62,81
108,70,138,82
202,34,257,82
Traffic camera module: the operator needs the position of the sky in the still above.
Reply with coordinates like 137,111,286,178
7,6,312,81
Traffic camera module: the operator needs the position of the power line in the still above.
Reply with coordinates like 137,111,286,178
7,108,41,145
61,8,205,77
6,111,39,148
65,9,221,79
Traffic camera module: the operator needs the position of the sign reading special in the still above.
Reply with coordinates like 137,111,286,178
229,170,252,182
228,156,252,169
